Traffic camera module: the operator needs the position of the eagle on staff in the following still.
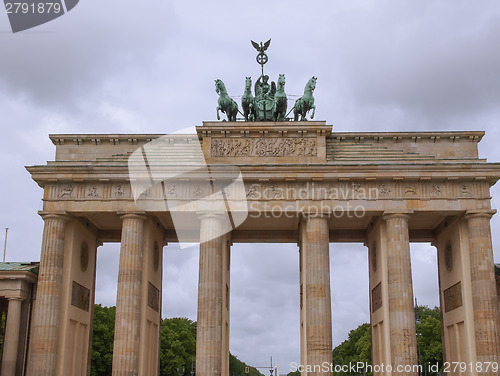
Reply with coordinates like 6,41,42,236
251,39,271,54
251,39,271,73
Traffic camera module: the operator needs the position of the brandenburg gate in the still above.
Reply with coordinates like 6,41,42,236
23,121,500,376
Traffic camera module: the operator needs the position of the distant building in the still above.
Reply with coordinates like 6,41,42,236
0,262,38,376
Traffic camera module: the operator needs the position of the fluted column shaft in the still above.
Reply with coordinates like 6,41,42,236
465,211,500,371
196,214,224,376
302,215,332,376
383,213,418,375
112,214,145,376
1,297,24,376
26,214,67,376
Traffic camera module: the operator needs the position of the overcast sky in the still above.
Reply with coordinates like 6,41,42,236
1,1,500,374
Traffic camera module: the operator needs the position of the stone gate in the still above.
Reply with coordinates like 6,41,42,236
22,121,500,376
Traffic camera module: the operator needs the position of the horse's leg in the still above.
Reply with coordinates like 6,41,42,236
216,106,221,121
242,102,248,121
230,104,236,122
311,105,316,119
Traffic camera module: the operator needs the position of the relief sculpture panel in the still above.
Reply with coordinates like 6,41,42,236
211,137,317,157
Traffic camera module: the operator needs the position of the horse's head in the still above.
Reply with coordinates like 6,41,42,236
215,79,224,95
245,76,252,87
305,76,317,92
278,74,286,87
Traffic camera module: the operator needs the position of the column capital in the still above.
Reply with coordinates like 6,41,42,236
300,211,331,220
38,211,70,222
197,211,226,221
464,209,496,221
382,210,413,222
118,212,147,221
6,297,24,302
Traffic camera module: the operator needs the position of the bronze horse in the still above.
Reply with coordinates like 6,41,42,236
241,76,256,121
293,76,317,121
272,74,287,121
215,79,238,122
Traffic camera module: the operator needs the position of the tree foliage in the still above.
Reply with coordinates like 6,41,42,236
328,306,443,376
331,323,372,375
160,317,197,376
91,304,116,376
229,354,264,376
90,305,262,376
415,305,443,373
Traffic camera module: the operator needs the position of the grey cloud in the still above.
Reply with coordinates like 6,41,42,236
2,0,500,371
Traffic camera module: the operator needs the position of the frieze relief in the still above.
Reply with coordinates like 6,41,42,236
86,185,102,198
459,183,473,197
47,180,488,202
404,185,418,196
112,184,130,198
378,183,392,197
211,137,317,158
430,185,442,197
59,184,76,198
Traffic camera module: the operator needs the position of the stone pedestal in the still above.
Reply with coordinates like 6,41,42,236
27,214,68,376
299,215,332,376
197,121,331,165
465,211,500,370
1,297,23,375
112,214,145,376
196,214,225,376
383,213,418,375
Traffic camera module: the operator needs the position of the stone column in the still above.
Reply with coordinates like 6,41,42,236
112,214,146,376
382,213,418,375
1,297,24,375
26,213,68,376
196,213,224,376
465,211,500,370
301,215,332,376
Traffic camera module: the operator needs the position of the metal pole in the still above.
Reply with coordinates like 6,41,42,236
415,297,422,376
3,227,8,262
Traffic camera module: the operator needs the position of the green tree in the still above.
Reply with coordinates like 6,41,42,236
416,305,443,374
88,305,275,376
329,306,443,376
332,323,371,375
91,304,116,376
160,317,197,376
229,354,264,376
